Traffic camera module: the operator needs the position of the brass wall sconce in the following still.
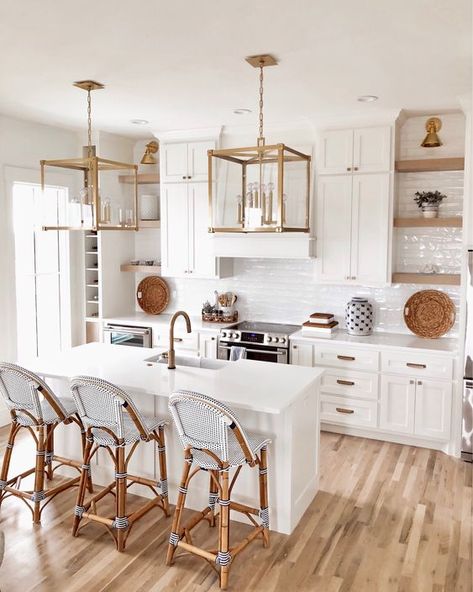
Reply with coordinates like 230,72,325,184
140,140,159,164
421,117,442,148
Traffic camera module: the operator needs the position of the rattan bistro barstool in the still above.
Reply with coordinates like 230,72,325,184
167,390,271,590
70,376,169,551
0,363,91,524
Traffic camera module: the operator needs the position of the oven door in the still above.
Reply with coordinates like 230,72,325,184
218,342,288,364
103,325,152,348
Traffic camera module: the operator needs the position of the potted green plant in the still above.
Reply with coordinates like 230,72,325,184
414,190,447,218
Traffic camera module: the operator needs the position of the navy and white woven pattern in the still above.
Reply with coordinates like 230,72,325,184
71,376,166,446
0,363,75,426
169,390,271,469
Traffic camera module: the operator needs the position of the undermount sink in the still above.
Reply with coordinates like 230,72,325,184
144,353,226,370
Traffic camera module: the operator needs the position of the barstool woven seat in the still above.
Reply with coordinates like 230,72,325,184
0,363,90,524
70,376,169,551
167,390,271,590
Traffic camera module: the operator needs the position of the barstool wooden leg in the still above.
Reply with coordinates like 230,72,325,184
72,432,94,537
45,424,54,481
157,426,169,516
166,458,192,566
218,467,231,590
115,445,127,552
208,470,219,527
32,425,46,524
0,422,19,506
259,446,270,548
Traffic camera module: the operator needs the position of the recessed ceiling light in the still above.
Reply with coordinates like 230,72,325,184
357,95,379,103
233,108,252,115
130,119,149,125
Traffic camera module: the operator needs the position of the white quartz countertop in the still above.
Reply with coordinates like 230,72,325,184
23,343,323,415
103,312,237,333
290,329,459,355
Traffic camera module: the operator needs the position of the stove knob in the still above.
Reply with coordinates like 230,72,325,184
280,337,286,344
231,333,237,339
267,336,273,343
274,337,279,343
221,332,227,338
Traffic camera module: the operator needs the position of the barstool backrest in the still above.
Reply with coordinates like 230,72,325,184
70,376,150,441
0,362,68,422
169,390,255,465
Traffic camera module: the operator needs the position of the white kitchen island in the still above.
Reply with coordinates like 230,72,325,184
22,342,323,535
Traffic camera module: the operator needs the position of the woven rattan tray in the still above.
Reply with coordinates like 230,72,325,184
137,276,170,315
403,289,455,339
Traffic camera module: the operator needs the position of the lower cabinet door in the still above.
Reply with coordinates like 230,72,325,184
414,379,451,440
199,333,218,359
290,343,313,366
380,374,415,434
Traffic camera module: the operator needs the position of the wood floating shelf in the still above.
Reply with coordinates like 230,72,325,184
139,220,160,229
395,157,464,173
120,264,161,273
119,173,160,184
394,217,462,228
392,273,461,286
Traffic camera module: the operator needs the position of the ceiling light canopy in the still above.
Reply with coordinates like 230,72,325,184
40,81,138,231
208,55,311,234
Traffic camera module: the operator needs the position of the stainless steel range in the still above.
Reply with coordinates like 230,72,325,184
217,321,300,364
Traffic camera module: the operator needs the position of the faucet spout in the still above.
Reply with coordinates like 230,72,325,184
168,311,192,369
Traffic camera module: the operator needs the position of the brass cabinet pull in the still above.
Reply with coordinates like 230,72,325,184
211,337,216,341
337,379,355,386
354,166,359,171
406,363,426,369
337,355,355,361
336,407,354,414
293,345,298,349
173,337,183,342
182,175,187,179
346,167,351,171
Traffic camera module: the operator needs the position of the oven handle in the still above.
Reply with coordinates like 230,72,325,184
218,344,287,356
104,326,151,336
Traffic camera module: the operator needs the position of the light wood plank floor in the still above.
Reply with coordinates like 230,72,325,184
0,426,471,591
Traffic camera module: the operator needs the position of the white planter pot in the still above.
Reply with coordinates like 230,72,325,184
421,204,439,218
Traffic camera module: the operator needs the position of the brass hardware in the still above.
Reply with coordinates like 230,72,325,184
168,311,192,369
173,338,183,342
293,345,298,349
336,407,354,414
337,355,355,361
354,167,359,171
140,141,159,165
417,381,423,386
421,117,442,148
245,54,278,68
406,363,426,369
211,337,216,341
347,167,351,171
73,80,105,92
337,379,355,386
410,380,415,384
182,176,187,179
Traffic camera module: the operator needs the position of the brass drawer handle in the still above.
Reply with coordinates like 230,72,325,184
337,355,355,361
336,407,354,414
337,379,355,386
406,363,426,369
173,337,184,342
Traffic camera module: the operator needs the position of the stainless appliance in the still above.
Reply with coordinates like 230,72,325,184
103,324,152,348
218,321,299,364
462,250,473,462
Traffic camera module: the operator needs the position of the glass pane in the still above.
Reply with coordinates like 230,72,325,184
282,153,309,229
98,167,136,227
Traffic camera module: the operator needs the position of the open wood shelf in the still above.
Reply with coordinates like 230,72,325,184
139,220,160,229
395,157,464,173
120,264,161,273
394,216,462,228
392,272,461,286
119,173,160,184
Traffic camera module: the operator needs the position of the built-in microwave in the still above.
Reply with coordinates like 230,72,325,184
103,324,152,348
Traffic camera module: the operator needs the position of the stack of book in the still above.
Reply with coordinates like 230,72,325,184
301,313,339,337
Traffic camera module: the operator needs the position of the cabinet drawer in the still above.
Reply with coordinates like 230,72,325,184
320,395,378,428
320,369,378,400
314,345,379,372
381,351,453,380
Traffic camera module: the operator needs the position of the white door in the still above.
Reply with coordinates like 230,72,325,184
350,173,390,285
318,129,353,174
380,375,415,434
414,379,451,440
290,343,313,366
316,175,352,282
353,126,391,173
161,143,189,182
161,184,189,276
188,141,214,182
199,333,218,359
188,183,217,278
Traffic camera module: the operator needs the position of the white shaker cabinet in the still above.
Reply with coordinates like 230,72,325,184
380,375,416,434
199,332,218,359
290,342,313,366
318,126,391,175
414,379,451,440
161,141,214,183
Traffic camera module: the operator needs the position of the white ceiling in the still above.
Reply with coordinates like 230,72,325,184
0,0,471,138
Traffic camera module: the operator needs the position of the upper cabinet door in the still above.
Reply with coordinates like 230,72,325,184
318,130,353,174
188,183,218,278
161,143,189,183
160,184,189,276
188,141,214,182
316,175,352,282
350,174,390,285
352,126,391,173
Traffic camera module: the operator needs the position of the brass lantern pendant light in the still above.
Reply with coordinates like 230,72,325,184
40,81,138,231
208,55,311,233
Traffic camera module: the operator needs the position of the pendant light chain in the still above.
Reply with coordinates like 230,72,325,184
87,88,92,158
258,60,264,144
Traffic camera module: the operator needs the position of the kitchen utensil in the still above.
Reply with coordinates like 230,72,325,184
403,289,455,338
137,276,170,315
